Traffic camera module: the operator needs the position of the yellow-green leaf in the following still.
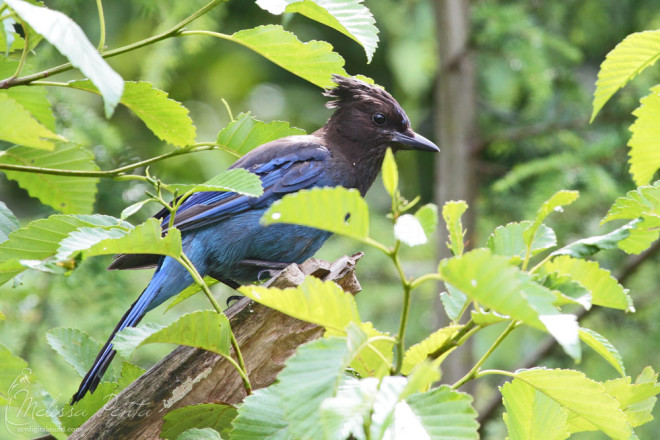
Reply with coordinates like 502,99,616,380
591,30,660,122
402,325,462,375
628,86,660,186
216,112,305,156
442,200,468,256
0,93,64,149
381,147,398,197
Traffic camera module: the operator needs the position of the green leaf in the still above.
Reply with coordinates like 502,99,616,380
402,325,462,375
240,276,360,334
405,385,479,439
628,86,660,186
488,221,556,263
0,60,56,130
439,283,468,322
64,381,118,430
579,327,625,376
0,201,19,243
502,378,569,440
381,147,398,197
603,182,660,223
442,200,468,256
0,345,64,437
232,385,292,440
5,0,124,117
515,368,632,439
349,322,393,379
258,0,379,63
175,428,223,440
229,25,356,88
56,218,181,262
0,93,64,149
415,203,438,238
442,250,581,359
320,376,379,440
113,310,232,359
471,308,508,326
116,361,145,391
262,187,369,241
524,190,579,247
618,216,660,254
394,214,427,246
171,168,264,197
161,404,237,440
46,327,102,378
67,81,196,147
0,143,99,214
0,214,129,285
540,255,633,311
216,112,306,157
276,337,353,440
121,199,156,220
166,276,219,312
591,30,660,122
551,220,638,258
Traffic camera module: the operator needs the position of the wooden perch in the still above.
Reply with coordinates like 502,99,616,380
69,253,363,440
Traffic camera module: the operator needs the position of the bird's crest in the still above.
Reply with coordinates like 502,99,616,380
324,74,394,110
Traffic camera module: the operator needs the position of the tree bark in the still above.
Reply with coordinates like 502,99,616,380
432,0,479,389
68,253,363,440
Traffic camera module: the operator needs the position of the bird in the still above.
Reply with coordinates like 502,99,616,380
71,74,439,403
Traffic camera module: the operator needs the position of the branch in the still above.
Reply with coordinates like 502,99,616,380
67,253,363,440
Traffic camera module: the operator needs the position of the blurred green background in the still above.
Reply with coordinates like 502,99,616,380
1,0,660,438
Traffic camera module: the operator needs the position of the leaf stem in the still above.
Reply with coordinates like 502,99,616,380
96,0,106,51
451,320,519,390
410,272,443,290
390,241,413,375
177,252,252,394
0,0,226,89
10,16,29,80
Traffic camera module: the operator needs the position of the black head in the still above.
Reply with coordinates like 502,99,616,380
323,74,439,153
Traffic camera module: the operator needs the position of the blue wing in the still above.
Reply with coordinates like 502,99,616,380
109,137,330,270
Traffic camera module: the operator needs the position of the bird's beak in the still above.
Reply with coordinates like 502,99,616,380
391,130,440,153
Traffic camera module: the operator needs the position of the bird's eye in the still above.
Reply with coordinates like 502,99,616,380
372,112,387,125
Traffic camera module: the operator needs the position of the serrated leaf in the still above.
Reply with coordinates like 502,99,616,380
591,30,660,122
0,60,56,130
113,311,231,359
381,147,398,197
0,345,64,437
541,273,592,310
541,255,633,311
46,328,102,378
394,213,427,246
515,368,632,439
0,93,64,149
442,200,468,256
618,216,660,254
232,385,292,440
524,190,579,247
579,327,625,376
258,0,379,63
602,374,660,428
320,376,378,440
63,381,117,430
229,25,355,88
56,218,181,262
276,337,353,440
439,283,468,322
349,322,393,379
0,214,129,285
628,86,660,186
165,276,219,312
262,186,369,241
161,404,237,440
603,182,660,224
116,361,145,391
404,385,479,440
551,220,638,258
402,325,462,375
216,112,306,157
5,0,123,117
175,428,223,440
439,249,580,359
170,168,263,197
488,221,556,263
0,201,19,243
0,143,99,213
415,204,438,238
67,80,196,147
502,378,570,440
240,276,360,334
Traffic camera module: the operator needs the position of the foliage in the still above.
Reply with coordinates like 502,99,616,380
0,0,659,439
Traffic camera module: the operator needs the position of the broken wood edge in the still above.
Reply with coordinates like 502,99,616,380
68,253,363,440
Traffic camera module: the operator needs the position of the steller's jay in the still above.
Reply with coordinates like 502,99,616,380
72,74,439,403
